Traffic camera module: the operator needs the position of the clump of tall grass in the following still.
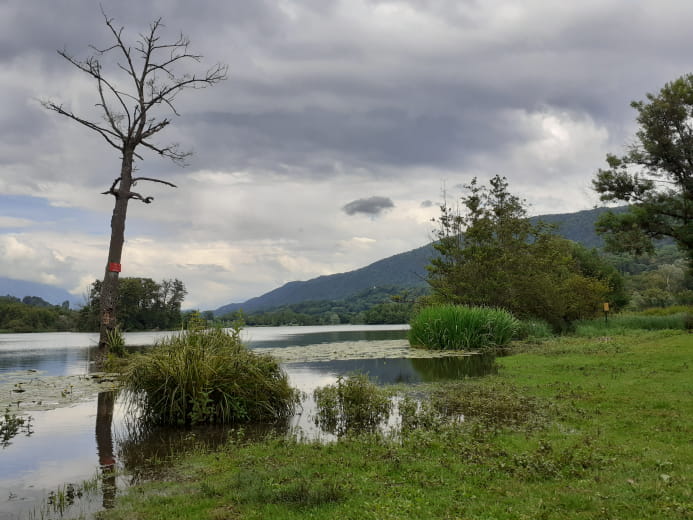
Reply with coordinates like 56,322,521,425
409,305,519,351
514,319,554,341
124,327,298,426
105,326,126,357
574,312,690,337
313,374,392,436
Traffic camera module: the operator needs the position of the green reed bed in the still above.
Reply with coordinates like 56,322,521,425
409,304,519,350
123,327,298,426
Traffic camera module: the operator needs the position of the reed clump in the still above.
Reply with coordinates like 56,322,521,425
124,327,297,426
409,305,519,351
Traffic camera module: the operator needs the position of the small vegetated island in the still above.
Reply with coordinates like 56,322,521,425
123,317,298,427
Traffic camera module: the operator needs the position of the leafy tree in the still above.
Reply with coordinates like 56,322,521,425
21,296,52,307
427,176,618,330
593,74,693,270
78,277,187,332
43,11,226,355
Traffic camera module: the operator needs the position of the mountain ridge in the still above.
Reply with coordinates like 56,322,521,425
214,205,618,315
0,277,80,308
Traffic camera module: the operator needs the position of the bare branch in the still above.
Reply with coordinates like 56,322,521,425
45,10,226,168
132,176,177,188
101,177,122,197
42,101,123,151
128,191,154,204
144,63,228,112
139,139,192,165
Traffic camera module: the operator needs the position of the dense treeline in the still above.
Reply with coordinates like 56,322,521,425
606,246,693,309
0,295,76,332
216,286,426,326
77,278,187,332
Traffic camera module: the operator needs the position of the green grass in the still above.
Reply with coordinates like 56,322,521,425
123,327,298,426
574,311,690,336
100,331,692,519
409,304,519,350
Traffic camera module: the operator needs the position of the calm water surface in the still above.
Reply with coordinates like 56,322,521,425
0,325,494,519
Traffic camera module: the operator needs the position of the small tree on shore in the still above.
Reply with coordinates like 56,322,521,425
43,12,226,355
427,176,616,330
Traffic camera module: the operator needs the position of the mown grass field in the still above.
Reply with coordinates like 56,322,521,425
98,331,692,520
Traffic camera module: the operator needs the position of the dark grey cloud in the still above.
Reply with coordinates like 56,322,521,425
420,200,434,208
342,196,394,216
8,0,693,187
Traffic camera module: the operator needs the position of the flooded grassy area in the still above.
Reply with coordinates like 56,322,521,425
0,336,469,414
98,331,692,520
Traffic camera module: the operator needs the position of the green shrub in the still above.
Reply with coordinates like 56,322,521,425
313,374,392,436
124,327,297,426
635,305,693,316
408,305,519,351
514,319,554,341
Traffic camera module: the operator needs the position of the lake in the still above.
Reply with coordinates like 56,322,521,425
0,325,495,519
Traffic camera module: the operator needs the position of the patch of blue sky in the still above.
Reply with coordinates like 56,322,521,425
0,194,165,236
0,194,106,234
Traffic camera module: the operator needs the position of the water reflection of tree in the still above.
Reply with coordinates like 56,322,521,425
96,391,117,509
115,414,292,483
409,354,497,382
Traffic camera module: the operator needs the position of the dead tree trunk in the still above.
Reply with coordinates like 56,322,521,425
99,152,133,349
42,11,227,358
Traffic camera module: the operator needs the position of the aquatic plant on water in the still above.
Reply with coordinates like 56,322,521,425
409,305,519,351
124,327,298,426
1,408,32,447
313,373,392,436
105,326,126,357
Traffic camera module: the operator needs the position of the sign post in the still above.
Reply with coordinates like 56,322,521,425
603,302,610,324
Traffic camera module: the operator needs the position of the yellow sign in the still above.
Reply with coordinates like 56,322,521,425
603,302,610,312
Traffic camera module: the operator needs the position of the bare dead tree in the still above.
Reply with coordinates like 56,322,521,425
43,12,227,357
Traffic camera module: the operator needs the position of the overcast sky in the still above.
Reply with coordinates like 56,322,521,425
1,0,692,309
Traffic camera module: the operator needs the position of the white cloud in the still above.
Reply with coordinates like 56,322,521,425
0,217,33,228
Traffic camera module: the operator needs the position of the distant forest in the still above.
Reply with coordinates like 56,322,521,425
0,277,186,333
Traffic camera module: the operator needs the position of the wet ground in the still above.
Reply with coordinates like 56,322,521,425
0,325,495,519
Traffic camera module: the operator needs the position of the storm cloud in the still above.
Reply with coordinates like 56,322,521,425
342,196,395,216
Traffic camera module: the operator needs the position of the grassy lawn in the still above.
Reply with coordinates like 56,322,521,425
99,331,692,520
